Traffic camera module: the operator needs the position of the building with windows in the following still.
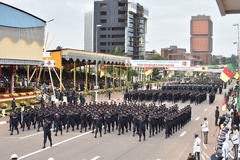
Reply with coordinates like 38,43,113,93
161,45,186,60
84,0,149,59
190,15,213,65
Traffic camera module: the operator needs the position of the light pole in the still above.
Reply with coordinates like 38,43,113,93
95,24,102,102
233,24,240,86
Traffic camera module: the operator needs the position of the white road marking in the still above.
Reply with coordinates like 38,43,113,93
204,109,207,111
91,156,100,160
0,121,6,125
201,154,206,160
18,131,92,160
19,131,43,139
203,143,207,149
180,131,186,137
195,117,199,121
203,152,209,159
156,159,161,160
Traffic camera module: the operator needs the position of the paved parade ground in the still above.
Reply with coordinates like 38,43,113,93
0,82,234,160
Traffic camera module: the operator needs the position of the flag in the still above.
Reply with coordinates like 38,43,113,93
168,71,172,78
222,93,227,112
99,57,104,78
220,65,235,82
144,67,152,76
227,63,236,75
234,72,239,79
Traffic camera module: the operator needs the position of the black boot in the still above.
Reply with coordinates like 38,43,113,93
50,142,52,147
42,144,46,149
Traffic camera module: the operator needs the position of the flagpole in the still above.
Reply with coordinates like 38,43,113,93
95,24,102,102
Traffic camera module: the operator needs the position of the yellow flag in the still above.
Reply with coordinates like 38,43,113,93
234,72,239,79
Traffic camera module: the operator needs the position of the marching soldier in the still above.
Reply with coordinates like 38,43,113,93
138,115,146,142
10,112,19,135
94,113,102,138
42,119,52,149
54,113,63,136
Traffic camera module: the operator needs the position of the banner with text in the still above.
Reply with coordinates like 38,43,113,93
125,60,191,67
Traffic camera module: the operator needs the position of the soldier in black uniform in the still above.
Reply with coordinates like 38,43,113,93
22,110,30,131
94,113,102,138
138,115,146,142
148,112,155,138
54,113,63,136
42,119,52,149
164,115,169,139
104,110,111,134
10,112,19,135
37,108,44,132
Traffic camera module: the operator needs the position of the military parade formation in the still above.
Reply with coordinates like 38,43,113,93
7,77,235,160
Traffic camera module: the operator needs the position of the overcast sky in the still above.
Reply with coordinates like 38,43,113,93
2,0,240,57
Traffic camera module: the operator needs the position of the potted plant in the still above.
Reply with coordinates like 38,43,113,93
30,99,36,105
1,103,8,117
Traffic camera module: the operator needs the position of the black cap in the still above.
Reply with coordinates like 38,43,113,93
194,132,199,137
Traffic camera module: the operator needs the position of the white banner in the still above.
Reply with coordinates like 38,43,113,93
125,60,190,67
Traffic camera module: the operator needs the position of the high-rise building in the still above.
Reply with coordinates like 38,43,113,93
190,15,213,65
84,0,149,59
84,11,93,52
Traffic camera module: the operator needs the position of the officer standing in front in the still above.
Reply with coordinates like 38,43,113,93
201,117,209,144
231,125,239,159
193,132,201,160
42,119,52,149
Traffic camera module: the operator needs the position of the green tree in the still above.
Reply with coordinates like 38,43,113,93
109,46,125,56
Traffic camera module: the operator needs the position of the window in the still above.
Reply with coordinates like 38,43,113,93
100,27,106,31
118,11,126,15
100,50,106,53
100,11,107,15
112,35,125,38
112,27,125,31
100,19,107,23
100,3,107,8
100,42,106,46
112,42,124,45
118,19,126,23
100,35,106,38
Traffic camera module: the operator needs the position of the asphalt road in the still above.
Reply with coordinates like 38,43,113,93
0,81,235,160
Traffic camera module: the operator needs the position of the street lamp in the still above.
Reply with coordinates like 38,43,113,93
95,24,102,102
233,24,240,86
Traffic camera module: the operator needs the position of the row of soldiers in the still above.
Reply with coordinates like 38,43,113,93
124,89,214,105
9,101,192,141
